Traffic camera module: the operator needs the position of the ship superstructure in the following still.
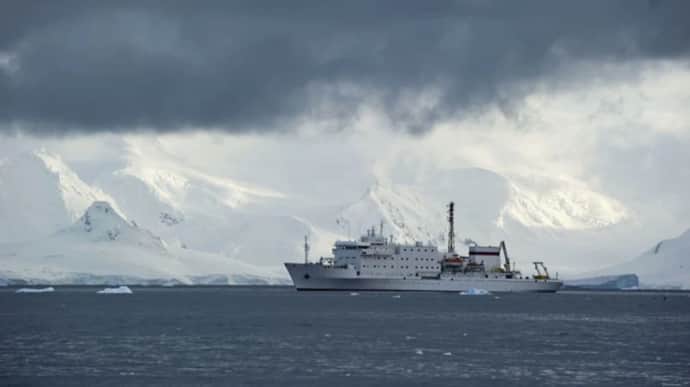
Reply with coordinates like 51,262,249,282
285,202,563,292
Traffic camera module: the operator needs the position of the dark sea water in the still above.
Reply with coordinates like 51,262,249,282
1,287,689,386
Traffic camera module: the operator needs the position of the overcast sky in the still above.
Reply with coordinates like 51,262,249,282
1,0,689,133
1,0,689,241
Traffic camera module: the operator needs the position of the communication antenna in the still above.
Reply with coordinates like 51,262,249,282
336,218,351,239
304,235,310,264
447,201,455,253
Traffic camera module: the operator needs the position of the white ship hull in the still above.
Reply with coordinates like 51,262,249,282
285,263,563,293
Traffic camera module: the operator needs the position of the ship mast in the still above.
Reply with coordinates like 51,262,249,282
447,202,455,253
304,235,310,264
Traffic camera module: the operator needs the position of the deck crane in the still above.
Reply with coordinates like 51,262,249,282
532,261,550,280
499,241,511,272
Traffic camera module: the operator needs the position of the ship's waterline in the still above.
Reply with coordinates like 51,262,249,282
285,263,562,292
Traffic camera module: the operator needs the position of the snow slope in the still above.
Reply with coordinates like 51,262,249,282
336,170,635,274
0,150,119,243
0,145,644,283
337,182,447,245
591,229,690,289
407,167,628,232
500,176,629,230
0,201,287,285
97,164,326,267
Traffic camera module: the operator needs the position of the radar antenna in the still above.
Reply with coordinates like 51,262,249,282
447,202,455,253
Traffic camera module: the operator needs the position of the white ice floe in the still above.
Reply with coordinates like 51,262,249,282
392,294,401,298
97,285,133,294
16,287,55,293
443,352,452,356
349,292,359,296
460,288,490,295
415,349,424,355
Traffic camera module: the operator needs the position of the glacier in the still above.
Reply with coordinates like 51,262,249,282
583,229,690,289
564,274,640,290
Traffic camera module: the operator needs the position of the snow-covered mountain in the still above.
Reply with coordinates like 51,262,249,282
336,182,447,246
95,163,328,267
0,150,119,244
336,169,637,274
0,201,286,285
590,229,690,289
402,167,628,232
0,146,675,285
500,177,629,230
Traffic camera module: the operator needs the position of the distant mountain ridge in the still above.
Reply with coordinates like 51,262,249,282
0,148,674,286
0,201,286,285
589,228,690,289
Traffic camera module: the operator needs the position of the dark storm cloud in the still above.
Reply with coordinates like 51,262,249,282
0,0,688,134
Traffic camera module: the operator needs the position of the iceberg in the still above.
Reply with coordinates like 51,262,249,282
97,286,133,294
16,287,55,293
460,288,490,295
565,274,639,290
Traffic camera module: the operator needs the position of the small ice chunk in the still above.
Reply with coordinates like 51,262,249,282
97,286,133,294
463,333,468,336
349,292,359,296
405,336,416,340
443,352,452,356
460,288,490,295
415,349,424,355
16,287,55,293
324,333,331,338
392,295,401,299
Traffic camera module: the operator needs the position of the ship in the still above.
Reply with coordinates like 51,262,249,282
285,202,563,293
